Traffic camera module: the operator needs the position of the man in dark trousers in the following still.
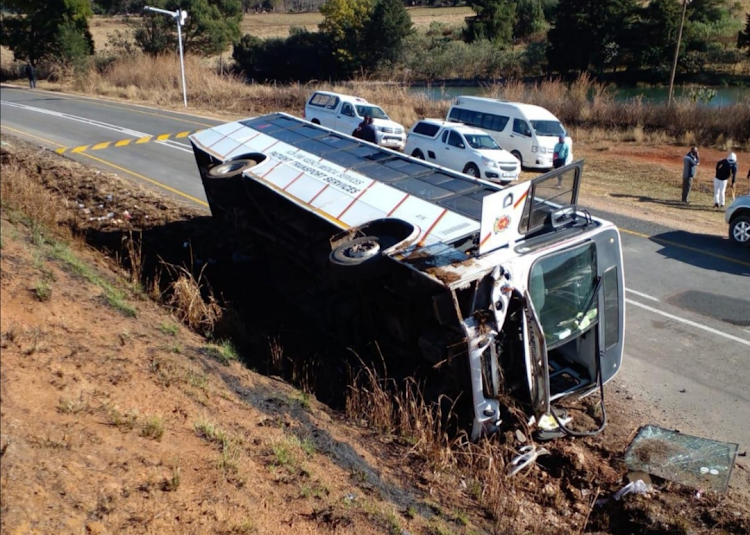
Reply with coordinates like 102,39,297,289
25,62,36,89
713,152,737,208
360,116,378,144
682,146,699,204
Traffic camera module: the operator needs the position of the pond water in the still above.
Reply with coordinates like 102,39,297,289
408,84,750,107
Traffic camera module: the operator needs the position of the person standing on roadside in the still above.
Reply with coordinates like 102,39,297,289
553,135,569,169
713,152,737,208
25,61,36,89
682,146,700,204
360,116,378,144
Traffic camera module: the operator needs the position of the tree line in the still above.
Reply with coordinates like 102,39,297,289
2,0,750,84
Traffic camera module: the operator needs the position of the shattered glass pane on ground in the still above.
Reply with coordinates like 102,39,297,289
624,425,739,492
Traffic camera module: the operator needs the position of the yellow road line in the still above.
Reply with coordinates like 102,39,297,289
32,129,200,155
80,152,209,207
619,228,750,268
1,125,64,147
4,122,747,268
2,124,208,208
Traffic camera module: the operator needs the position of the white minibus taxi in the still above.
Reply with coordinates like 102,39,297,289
447,97,572,170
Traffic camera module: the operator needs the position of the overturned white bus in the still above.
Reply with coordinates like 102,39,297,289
190,113,625,440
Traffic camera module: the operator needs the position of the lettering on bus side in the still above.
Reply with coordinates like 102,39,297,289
269,149,366,196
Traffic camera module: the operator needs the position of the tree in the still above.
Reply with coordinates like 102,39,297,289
0,0,94,66
363,0,413,69
631,0,682,71
132,0,242,57
318,0,374,71
464,0,516,46
739,14,750,57
547,0,637,75
514,0,546,40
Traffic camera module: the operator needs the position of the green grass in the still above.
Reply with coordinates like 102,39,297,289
158,322,179,336
204,339,239,366
141,414,165,441
107,407,139,432
186,370,209,392
194,418,231,450
40,237,137,317
291,389,312,409
32,281,52,301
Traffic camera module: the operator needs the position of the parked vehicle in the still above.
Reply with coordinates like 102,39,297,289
190,112,625,440
303,91,406,150
404,119,520,184
726,195,750,246
447,97,572,170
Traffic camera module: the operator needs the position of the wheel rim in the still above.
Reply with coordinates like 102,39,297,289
733,221,750,243
211,161,247,176
345,240,379,259
465,166,478,177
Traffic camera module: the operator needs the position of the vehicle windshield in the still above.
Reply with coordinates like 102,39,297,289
465,134,500,150
356,105,389,120
531,120,565,137
529,243,598,348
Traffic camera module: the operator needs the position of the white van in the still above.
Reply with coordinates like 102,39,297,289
303,91,406,151
446,97,572,170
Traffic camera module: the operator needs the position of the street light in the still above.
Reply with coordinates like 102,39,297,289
668,0,691,107
144,6,188,107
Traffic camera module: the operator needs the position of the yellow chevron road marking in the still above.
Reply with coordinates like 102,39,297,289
51,129,202,154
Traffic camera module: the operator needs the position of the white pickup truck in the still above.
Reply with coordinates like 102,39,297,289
404,119,521,184
303,91,406,151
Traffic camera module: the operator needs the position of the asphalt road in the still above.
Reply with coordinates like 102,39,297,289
3,85,749,454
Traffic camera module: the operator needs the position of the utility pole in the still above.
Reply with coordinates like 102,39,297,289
144,6,189,107
668,0,691,107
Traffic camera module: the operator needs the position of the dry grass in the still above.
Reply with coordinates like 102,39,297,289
344,361,580,533
163,260,222,333
0,157,70,235
58,54,750,148
85,8,474,48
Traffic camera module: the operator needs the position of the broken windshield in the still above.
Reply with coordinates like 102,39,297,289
529,243,598,348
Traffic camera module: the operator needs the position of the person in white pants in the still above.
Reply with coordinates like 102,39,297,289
713,152,737,208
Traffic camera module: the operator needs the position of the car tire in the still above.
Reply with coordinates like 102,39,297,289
311,119,320,125
463,163,480,178
412,149,424,160
729,215,750,246
511,151,523,168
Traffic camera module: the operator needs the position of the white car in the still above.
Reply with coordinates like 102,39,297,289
404,119,521,184
303,91,406,150
726,194,750,246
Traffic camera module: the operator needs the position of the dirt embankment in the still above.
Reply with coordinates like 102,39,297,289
2,136,750,534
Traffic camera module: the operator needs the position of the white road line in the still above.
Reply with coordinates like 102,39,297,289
0,100,192,154
625,288,659,302
626,298,750,347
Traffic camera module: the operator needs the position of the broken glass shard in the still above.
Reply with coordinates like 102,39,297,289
624,425,738,492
